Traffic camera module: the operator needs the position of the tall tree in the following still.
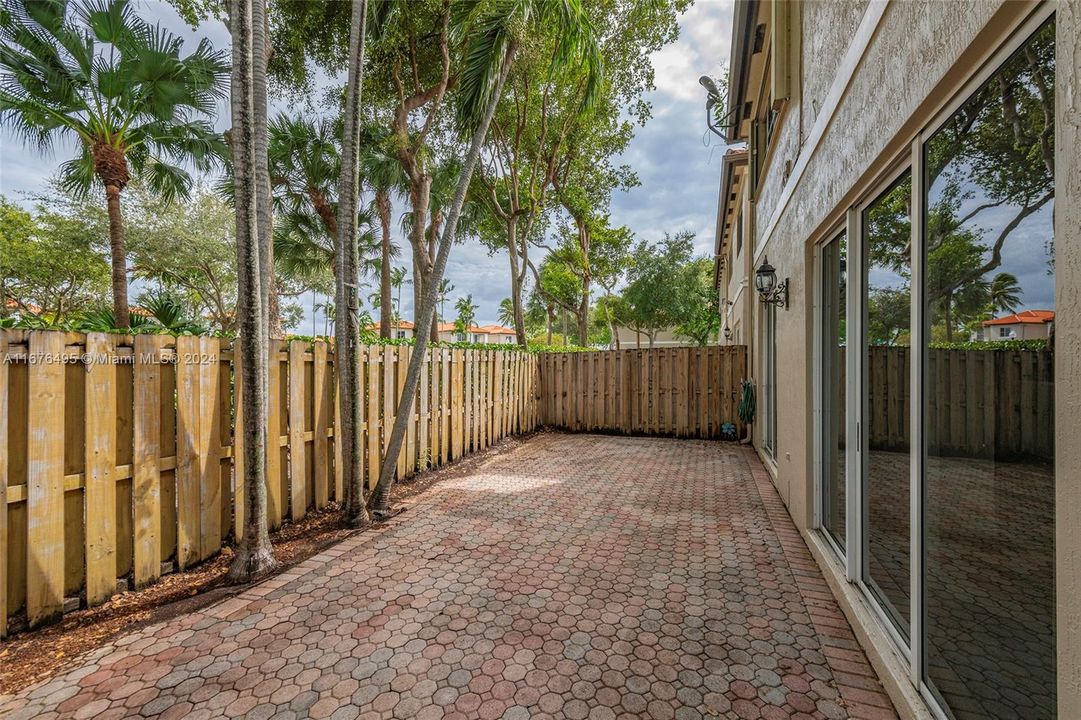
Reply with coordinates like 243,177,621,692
621,232,694,348
475,0,684,345
358,123,407,339
454,294,478,334
366,0,454,343
368,0,602,519
389,266,408,321
0,0,229,327
436,278,455,323
0,197,110,323
989,272,1022,315
334,0,373,529
227,0,276,581
497,298,515,328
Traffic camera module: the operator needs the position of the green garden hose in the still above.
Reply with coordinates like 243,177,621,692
738,379,756,426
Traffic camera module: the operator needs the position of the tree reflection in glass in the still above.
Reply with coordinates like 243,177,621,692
922,19,1055,720
862,172,912,639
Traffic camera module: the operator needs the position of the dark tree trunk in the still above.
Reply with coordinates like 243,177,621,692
377,189,393,339
227,0,276,583
104,185,129,329
334,0,373,530
369,40,518,518
507,219,526,345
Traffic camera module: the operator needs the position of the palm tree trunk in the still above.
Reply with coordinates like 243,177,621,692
545,305,553,345
369,40,518,518
252,0,275,340
335,0,372,529
104,186,130,329
227,0,276,583
378,189,393,339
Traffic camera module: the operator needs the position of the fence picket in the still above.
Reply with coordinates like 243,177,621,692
84,334,117,606
288,341,307,521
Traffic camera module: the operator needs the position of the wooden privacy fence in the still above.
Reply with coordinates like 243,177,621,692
537,346,748,438
863,346,1054,460
0,329,538,634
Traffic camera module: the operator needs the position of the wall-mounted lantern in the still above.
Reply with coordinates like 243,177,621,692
723,324,733,342
755,256,788,308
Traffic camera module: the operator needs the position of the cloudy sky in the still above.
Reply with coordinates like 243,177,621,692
0,0,736,328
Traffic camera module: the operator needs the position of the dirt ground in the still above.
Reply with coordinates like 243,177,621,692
0,434,536,695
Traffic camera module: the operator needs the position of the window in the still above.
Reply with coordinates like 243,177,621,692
762,300,777,456
921,18,1055,719
735,209,744,257
456,332,466,342
396,330,406,339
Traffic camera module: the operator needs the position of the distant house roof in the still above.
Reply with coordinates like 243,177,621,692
982,310,1055,327
4,298,42,314
366,320,414,331
374,321,517,336
474,324,516,335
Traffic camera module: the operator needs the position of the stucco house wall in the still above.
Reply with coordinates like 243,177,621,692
724,1,1079,717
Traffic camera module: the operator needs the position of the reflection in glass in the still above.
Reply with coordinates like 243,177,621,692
862,171,912,638
922,19,1055,720
820,234,846,548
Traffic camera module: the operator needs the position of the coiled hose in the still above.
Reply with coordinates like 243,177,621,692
738,380,755,442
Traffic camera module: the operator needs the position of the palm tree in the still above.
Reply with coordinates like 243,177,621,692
989,272,1023,316
227,0,276,580
334,0,372,529
437,279,455,323
390,266,408,321
359,124,407,339
369,0,601,518
0,0,229,328
454,294,478,335
267,115,384,293
497,298,515,328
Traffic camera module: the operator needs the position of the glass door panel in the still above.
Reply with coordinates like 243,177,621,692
922,18,1056,719
820,233,847,549
862,171,912,639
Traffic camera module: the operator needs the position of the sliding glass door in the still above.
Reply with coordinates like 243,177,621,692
815,13,1056,720
921,17,1056,719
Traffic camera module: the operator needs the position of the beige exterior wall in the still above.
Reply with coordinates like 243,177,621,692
1056,3,1080,717
613,326,701,348
724,1,1078,717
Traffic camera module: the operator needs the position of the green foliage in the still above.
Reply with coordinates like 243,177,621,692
673,258,720,346
527,342,592,353
125,185,239,331
0,195,110,324
621,231,694,342
929,339,1049,351
454,294,479,333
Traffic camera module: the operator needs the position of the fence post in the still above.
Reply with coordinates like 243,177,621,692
0,332,9,637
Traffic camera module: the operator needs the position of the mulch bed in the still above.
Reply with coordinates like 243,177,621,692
0,432,538,696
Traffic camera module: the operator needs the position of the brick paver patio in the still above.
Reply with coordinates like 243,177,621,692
1,433,897,720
